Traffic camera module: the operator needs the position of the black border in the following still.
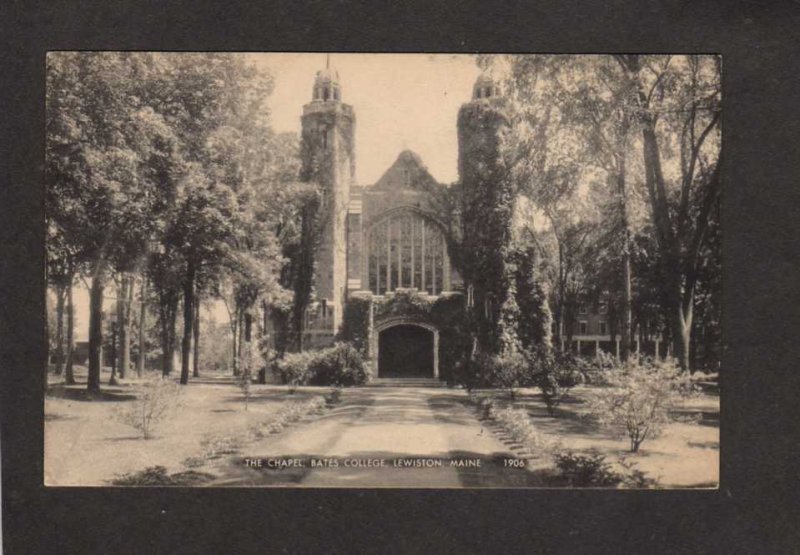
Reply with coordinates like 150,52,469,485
3,1,800,553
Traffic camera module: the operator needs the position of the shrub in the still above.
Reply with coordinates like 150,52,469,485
111,466,215,486
553,451,623,487
579,351,616,385
528,348,578,416
470,350,530,398
472,394,495,420
325,387,342,406
200,434,243,459
237,370,252,410
182,456,205,469
274,343,368,387
492,406,555,456
586,357,697,452
113,378,182,439
273,351,315,387
308,342,368,386
491,350,529,400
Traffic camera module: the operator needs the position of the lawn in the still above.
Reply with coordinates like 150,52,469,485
44,367,719,488
471,384,719,488
44,366,331,486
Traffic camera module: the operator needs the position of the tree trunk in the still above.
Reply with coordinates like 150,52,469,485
108,318,118,386
553,303,563,352
64,281,76,385
193,298,200,378
118,274,133,379
44,289,50,391
258,301,269,384
234,308,245,376
87,270,105,391
231,315,239,376
180,265,195,385
167,308,177,376
137,276,147,377
672,297,693,371
620,250,633,361
159,292,178,377
54,285,66,375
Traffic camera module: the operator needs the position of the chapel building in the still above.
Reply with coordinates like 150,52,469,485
294,65,513,380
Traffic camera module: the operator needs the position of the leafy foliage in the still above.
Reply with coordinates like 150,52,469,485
111,466,215,486
113,378,182,439
586,357,697,452
553,451,623,487
273,342,368,387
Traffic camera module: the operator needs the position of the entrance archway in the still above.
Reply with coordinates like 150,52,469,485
374,321,439,379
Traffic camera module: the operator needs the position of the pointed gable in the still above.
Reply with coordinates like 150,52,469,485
372,150,441,191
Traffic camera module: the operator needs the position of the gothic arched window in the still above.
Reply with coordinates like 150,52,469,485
367,212,449,295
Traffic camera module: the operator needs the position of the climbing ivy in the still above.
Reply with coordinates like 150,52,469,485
454,96,552,376
340,292,371,355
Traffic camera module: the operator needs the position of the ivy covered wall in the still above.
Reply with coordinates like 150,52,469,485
456,97,552,358
457,98,517,354
339,288,469,382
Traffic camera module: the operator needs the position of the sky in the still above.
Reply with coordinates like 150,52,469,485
67,53,485,339
253,53,482,184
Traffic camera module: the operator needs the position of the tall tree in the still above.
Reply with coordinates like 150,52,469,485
557,56,643,359
46,52,173,390
615,54,721,370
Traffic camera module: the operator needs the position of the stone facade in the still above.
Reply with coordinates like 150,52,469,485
298,65,507,379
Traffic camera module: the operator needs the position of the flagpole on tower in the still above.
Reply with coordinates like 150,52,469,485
326,53,330,69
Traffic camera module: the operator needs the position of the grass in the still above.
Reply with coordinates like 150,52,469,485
469,384,719,488
44,365,335,486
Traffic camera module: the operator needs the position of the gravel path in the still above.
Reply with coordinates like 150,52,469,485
208,386,522,487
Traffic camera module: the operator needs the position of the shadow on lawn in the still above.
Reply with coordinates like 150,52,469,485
46,384,136,402
44,412,78,422
670,407,720,428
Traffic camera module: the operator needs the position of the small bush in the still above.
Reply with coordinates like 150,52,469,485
308,342,368,386
586,357,697,452
528,349,578,416
579,351,616,385
472,394,495,420
200,434,242,459
492,406,556,457
113,378,182,439
182,456,206,469
325,387,342,406
111,466,215,486
237,345,263,410
469,350,530,398
553,451,623,487
273,351,315,387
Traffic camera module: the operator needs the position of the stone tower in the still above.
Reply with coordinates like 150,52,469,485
300,62,356,338
457,70,514,353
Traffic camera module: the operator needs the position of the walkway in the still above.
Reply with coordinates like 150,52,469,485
207,386,530,487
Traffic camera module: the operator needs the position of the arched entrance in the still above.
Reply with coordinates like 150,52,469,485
378,325,432,378
373,320,439,379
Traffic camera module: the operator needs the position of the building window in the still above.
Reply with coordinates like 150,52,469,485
579,321,588,335
599,320,607,335
579,305,588,315
321,299,327,318
367,212,447,296
599,301,607,314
